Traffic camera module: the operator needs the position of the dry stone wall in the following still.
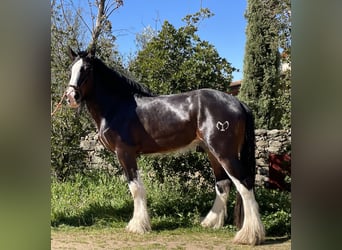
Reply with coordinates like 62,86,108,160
80,132,118,174
254,129,291,187
80,129,291,187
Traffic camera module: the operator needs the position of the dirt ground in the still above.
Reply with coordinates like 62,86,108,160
51,228,291,250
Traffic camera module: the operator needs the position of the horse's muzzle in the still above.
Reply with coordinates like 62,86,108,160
66,86,81,108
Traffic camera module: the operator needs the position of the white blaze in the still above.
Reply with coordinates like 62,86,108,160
68,58,83,87
66,59,83,108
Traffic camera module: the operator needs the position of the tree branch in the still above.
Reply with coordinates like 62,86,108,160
68,0,93,38
60,0,83,51
89,0,123,53
106,0,123,18
89,0,105,52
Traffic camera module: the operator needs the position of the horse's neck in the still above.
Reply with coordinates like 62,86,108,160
85,87,132,129
85,98,104,130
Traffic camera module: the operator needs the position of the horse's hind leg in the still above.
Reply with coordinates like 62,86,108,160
117,150,151,234
220,157,265,245
201,152,232,229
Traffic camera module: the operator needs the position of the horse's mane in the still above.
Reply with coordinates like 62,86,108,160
91,56,155,98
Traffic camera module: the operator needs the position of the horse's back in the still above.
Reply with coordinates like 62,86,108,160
136,88,245,129
195,88,245,120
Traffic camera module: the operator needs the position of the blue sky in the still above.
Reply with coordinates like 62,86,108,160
84,1,247,81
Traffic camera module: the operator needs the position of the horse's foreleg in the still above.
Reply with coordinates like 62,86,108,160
117,151,151,234
126,172,151,233
201,152,231,228
201,179,231,228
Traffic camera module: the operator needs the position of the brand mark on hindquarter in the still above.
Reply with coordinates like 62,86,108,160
216,121,229,132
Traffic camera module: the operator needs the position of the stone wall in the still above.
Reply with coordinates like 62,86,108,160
254,129,291,188
80,132,118,174
80,129,291,187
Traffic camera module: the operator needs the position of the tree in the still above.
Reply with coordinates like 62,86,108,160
129,8,236,95
51,0,123,180
277,0,291,128
51,0,91,179
239,0,291,129
135,25,158,51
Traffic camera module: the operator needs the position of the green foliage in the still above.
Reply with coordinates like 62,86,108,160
51,2,94,180
51,110,94,180
138,152,213,184
256,187,291,236
138,153,215,221
278,68,291,129
239,0,291,129
277,0,291,129
130,9,235,95
51,1,121,180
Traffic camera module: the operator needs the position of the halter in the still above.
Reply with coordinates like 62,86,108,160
67,85,80,91
67,84,83,104
51,85,83,117
51,91,67,117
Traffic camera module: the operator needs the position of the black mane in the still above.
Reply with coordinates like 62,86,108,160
91,56,155,98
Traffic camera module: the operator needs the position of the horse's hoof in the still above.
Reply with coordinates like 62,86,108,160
126,219,151,234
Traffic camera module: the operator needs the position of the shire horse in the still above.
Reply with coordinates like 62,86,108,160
65,48,265,245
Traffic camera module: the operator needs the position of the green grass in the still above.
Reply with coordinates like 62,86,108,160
51,173,131,227
51,172,213,229
51,172,291,237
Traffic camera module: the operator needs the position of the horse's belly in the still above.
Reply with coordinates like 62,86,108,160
139,137,202,155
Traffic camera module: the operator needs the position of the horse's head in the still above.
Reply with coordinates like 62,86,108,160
66,48,94,108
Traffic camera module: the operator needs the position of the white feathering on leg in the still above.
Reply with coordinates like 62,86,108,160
227,175,265,245
201,179,230,229
126,172,151,233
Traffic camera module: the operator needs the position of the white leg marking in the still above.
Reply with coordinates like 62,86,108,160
201,179,230,229
126,172,151,234
227,174,265,245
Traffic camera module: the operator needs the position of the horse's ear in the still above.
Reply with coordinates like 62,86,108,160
68,47,77,60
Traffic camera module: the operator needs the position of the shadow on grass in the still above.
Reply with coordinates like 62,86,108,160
152,219,187,231
51,202,133,227
263,235,291,245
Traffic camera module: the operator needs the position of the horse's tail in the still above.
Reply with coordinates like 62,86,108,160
234,101,256,229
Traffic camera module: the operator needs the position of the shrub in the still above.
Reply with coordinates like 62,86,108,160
256,187,291,236
51,109,94,181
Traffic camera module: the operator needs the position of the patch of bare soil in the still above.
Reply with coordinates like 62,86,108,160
51,229,291,250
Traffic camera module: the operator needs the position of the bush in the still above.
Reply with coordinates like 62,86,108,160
256,187,291,236
51,108,95,181
138,152,214,184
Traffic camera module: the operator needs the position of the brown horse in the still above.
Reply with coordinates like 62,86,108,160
65,48,265,245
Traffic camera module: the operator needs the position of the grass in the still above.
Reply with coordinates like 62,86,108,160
51,171,291,249
51,172,215,229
